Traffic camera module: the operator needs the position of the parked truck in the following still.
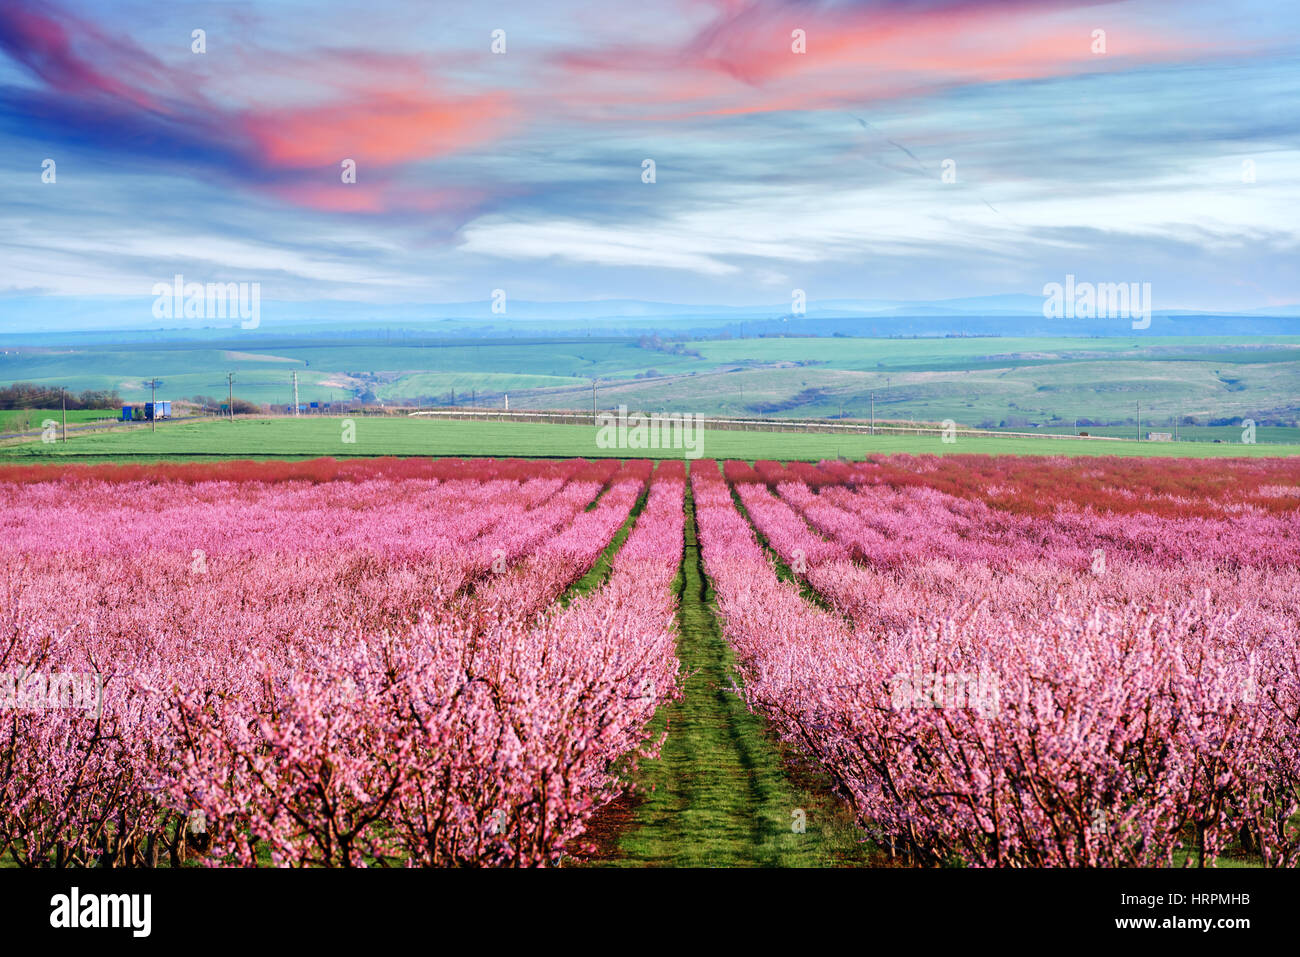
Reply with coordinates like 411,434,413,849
121,401,172,421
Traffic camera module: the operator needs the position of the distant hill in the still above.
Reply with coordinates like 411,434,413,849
0,294,1297,342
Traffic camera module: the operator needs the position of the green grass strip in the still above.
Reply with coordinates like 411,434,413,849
559,479,650,606
725,477,839,615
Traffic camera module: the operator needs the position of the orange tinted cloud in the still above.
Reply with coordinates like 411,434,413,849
270,179,488,216
243,90,512,170
552,1,1209,117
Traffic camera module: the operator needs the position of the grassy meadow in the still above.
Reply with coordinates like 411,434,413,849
0,408,118,433
1,414,1295,463
2,335,1297,440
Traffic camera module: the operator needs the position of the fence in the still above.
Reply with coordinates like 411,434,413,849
405,408,1131,442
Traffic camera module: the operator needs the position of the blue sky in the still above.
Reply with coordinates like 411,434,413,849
1,0,1297,320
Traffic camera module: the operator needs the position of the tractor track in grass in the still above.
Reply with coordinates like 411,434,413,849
579,465,876,866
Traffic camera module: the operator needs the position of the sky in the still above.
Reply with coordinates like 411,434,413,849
1,0,1298,321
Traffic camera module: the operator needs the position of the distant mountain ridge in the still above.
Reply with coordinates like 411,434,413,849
0,294,1296,340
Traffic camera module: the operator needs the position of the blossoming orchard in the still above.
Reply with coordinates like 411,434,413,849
1,454,1296,870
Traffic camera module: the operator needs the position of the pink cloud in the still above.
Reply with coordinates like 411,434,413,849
242,90,512,171
549,0,1212,118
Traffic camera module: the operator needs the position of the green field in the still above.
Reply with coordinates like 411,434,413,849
0,408,118,433
525,339,1300,431
3,334,1297,436
995,422,1300,443
371,371,579,401
2,414,1295,463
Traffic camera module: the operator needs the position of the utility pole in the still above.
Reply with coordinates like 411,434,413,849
148,378,158,432
292,371,300,416
592,379,597,423
471,388,476,408
61,387,67,443
1137,400,1141,441
1174,412,1179,442
227,372,235,422
450,388,455,408
870,392,875,435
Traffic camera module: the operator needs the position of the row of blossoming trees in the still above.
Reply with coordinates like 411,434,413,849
696,455,1300,867
0,457,685,866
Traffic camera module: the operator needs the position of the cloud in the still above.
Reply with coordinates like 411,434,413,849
0,1,514,216
549,0,1214,119
0,0,1296,310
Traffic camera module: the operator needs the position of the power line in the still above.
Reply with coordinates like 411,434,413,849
146,378,159,432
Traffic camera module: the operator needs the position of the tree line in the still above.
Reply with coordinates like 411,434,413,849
0,382,121,410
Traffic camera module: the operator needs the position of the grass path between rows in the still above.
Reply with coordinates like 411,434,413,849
584,473,876,866
560,483,648,606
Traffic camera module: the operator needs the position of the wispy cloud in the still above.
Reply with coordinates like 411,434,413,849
0,0,1297,312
